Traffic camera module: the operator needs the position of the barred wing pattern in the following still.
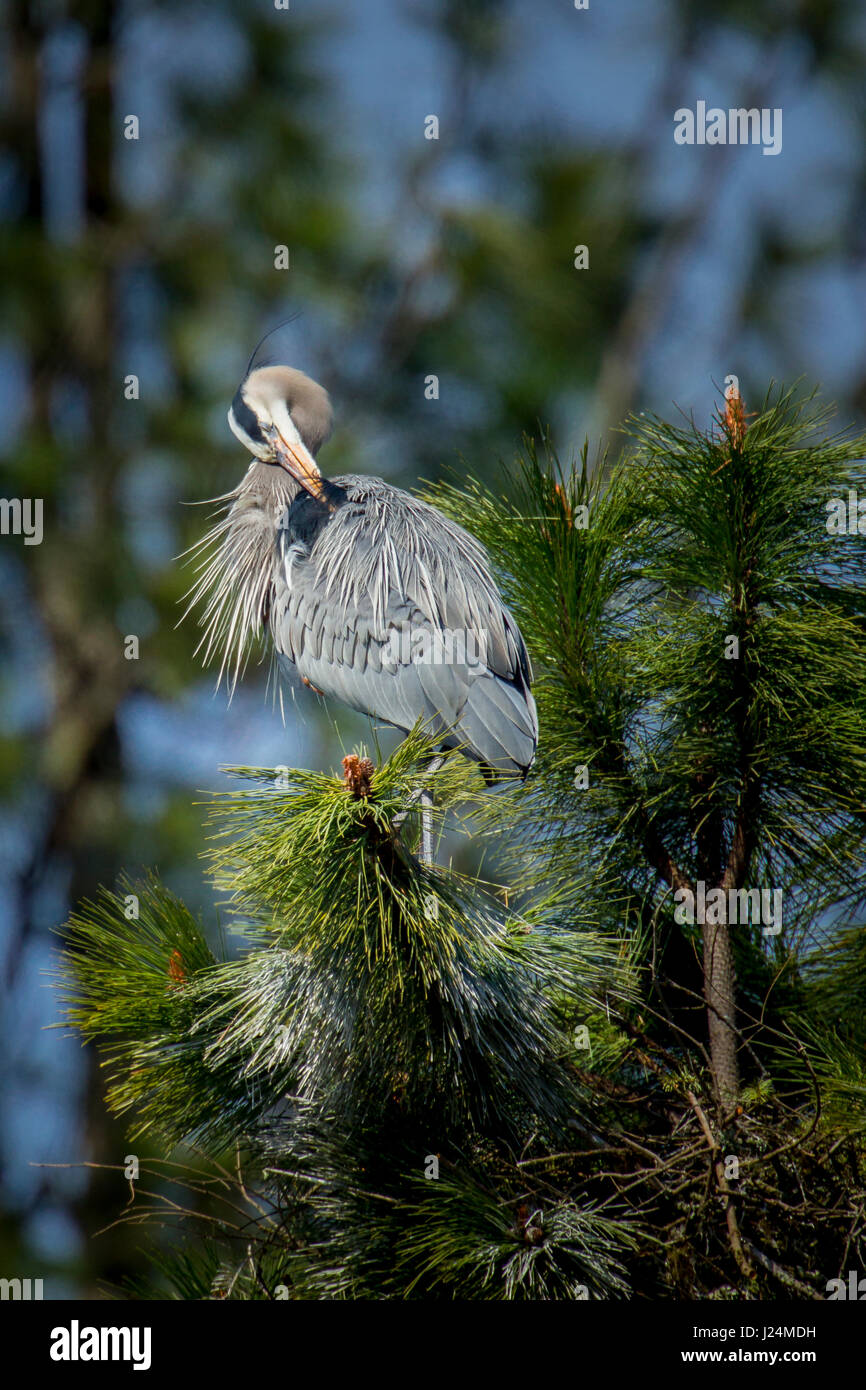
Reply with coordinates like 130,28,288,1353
270,476,538,776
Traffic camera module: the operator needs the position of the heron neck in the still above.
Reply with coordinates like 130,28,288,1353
240,459,303,511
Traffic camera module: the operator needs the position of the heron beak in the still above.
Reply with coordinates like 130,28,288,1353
271,431,325,499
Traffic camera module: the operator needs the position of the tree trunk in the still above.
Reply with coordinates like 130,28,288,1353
703,915,739,1112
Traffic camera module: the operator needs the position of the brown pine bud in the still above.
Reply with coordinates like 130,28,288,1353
342,754,375,799
724,379,747,448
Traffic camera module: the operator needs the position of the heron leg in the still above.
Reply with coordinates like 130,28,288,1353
391,753,444,868
420,786,434,867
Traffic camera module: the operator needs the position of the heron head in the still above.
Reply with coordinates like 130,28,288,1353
228,365,333,500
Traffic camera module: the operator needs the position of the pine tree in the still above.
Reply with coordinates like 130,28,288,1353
62,730,637,1299
426,380,866,1295
62,382,866,1299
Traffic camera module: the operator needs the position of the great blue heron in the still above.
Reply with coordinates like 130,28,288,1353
185,360,538,857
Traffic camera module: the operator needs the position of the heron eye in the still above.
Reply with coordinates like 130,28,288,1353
231,388,265,446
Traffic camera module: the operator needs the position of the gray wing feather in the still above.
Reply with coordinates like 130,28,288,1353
444,674,538,771
270,477,537,773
